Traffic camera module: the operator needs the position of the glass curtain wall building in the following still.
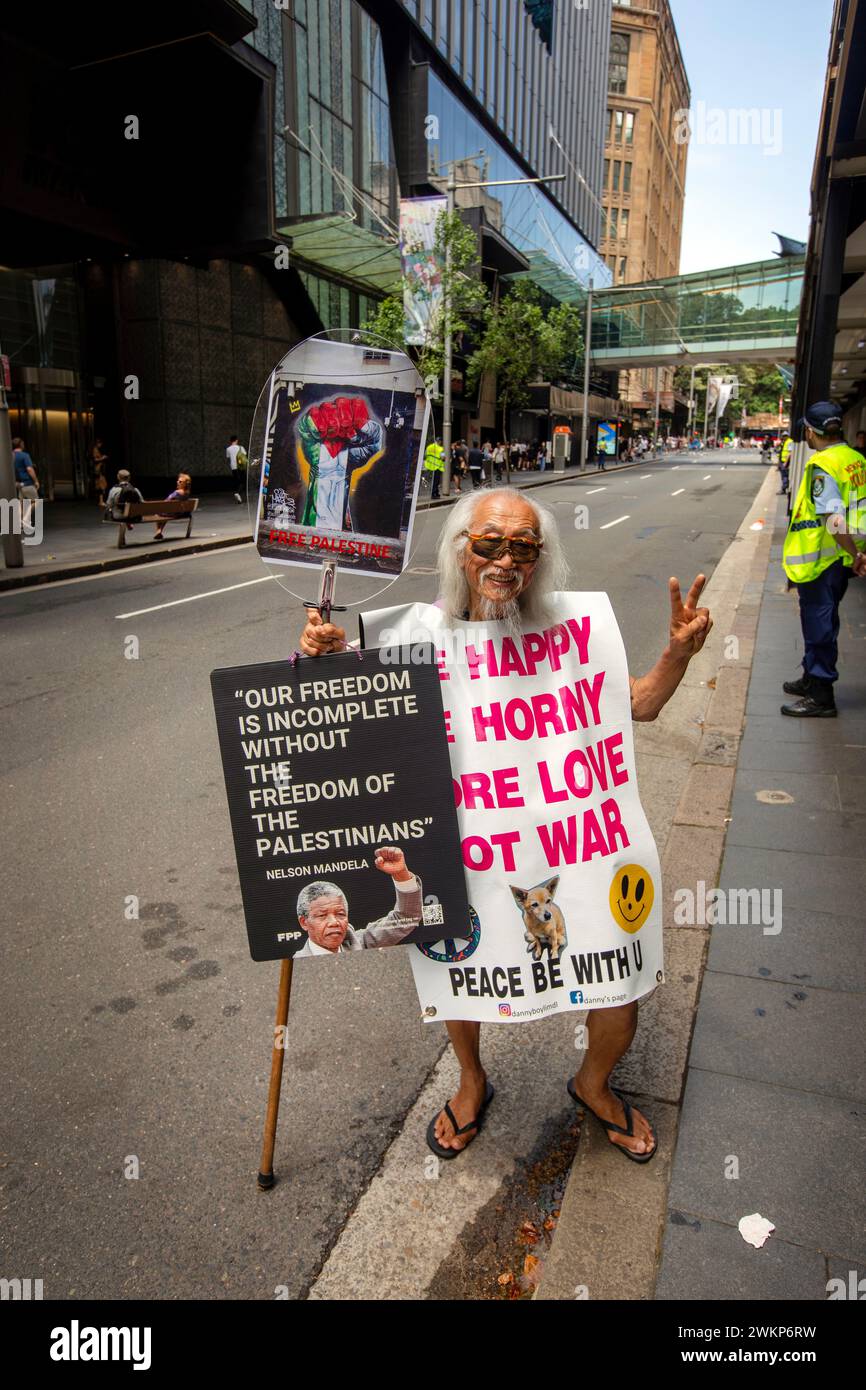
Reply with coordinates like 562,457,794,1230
398,0,609,251
1,1,616,490
264,0,612,328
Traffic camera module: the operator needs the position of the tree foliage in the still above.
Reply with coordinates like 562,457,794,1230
466,280,583,439
673,361,787,430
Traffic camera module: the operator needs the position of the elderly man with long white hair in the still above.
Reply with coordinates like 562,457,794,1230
300,487,711,1162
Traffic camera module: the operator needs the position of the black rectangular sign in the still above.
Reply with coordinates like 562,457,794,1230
211,648,470,961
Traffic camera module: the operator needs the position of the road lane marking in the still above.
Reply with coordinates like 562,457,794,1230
599,515,630,530
116,574,275,618
671,488,685,496
586,487,606,495
640,473,652,478
703,474,712,480
671,465,679,470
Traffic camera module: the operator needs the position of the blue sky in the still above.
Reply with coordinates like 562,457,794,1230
669,0,834,272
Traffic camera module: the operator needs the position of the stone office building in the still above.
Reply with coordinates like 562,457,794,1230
599,0,691,430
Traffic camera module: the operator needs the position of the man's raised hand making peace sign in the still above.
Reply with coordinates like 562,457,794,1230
668,573,712,658
630,572,713,721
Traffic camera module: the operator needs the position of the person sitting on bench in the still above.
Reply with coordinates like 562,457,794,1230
154,473,193,540
105,469,144,531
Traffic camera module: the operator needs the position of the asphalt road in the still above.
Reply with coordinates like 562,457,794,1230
0,451,768,1299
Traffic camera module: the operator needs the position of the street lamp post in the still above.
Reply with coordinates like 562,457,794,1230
580,277,593,472
441,170,457,497
438,168,566,498
653,366,661,454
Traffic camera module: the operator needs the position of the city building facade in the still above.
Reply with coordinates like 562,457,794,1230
599,0,690,430
2,0,619,495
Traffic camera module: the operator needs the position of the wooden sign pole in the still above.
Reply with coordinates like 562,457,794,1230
257,957,294,1190
256,558,343,1190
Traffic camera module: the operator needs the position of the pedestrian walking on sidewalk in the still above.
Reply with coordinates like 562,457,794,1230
226,434,247,503
299,487,713,1163
781,402,866,717
90,439,109,507
467,440,484,490
12,437,39,529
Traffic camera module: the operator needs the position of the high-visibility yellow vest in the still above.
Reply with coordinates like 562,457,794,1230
780,437,792,463
782,442,866,583
424,443,444,472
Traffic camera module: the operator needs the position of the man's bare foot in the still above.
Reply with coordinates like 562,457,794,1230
571,1074,656,1157
433,1070,488,1152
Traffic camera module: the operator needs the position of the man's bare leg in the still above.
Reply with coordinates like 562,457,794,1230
433,1021,488,1151
572,1002,655,1156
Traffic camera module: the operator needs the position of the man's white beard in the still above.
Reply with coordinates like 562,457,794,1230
477,568,526,641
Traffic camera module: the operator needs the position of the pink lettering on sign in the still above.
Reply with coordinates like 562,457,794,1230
565,617,591,664
461,831,522,872
499,637,526,677
463,620,594,682
536,733,630,805
522,630,548,675
545,624,569,672
535,797,631,866
471,674,607,743
453,767,525,810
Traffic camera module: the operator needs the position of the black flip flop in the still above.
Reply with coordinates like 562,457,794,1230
567,1078,657,1164
426,1081,495,1160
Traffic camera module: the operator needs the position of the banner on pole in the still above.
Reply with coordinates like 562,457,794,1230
254,338,429,580
212,649,471,962
360,596,664,1023
400,196,447,348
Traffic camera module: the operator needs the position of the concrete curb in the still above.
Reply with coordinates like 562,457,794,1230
533,466,779,1301
0,531,253,592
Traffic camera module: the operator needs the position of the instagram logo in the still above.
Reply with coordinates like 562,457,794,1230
498,1003,512,1017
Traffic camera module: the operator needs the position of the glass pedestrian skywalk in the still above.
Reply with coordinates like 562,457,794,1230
590,256,804,367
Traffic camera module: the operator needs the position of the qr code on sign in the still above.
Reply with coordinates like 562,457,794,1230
422,903,444,926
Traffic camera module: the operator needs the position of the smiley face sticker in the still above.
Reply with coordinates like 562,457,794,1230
609,865,654,934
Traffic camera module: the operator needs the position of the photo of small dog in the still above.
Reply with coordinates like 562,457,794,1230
509,876,568,960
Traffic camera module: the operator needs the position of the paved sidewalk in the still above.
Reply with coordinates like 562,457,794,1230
654,495,866,1300
0,456,666,592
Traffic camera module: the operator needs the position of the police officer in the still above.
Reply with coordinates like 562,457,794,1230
778,431,792,494
423,435,444,500
781,402,866,717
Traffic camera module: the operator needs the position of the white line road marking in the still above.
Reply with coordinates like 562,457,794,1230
599,515,630,530
671,488,685,496
0,540,257,599
116,574,275,618
640,473,652,479
586,487,606,495
703,474,712,480
671,465,679,470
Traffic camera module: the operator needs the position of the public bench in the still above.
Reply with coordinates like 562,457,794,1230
116,498,199,548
